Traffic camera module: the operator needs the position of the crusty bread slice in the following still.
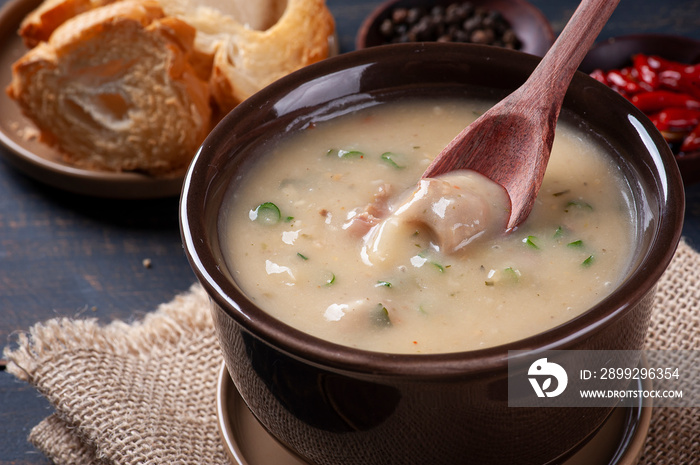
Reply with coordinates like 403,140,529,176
206,0,335,113
18,0,336,114
7,0,211,175
18,0,286,48
19,0,117,47
8,0,334,174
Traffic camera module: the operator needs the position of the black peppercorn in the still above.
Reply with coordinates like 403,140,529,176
376,0,522,50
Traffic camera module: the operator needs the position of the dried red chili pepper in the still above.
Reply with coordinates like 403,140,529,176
630,90,700,113
646,55,700,77
633,54,660,89
681,122,700,153
590,69,607,85
606,69,644,94
619,66,654,92
658,69,700,99
653,108,700,132
646,55,681,72
590,54,700,153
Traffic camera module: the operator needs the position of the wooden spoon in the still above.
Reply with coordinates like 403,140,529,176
421,0,620,230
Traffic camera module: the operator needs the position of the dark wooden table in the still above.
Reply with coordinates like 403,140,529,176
1,0,700,463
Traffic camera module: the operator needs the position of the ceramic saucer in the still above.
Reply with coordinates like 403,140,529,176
216,362,652,465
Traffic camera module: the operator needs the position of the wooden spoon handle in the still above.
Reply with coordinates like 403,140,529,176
525,0,621,104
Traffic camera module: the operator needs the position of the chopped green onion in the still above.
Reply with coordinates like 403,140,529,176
375,280,392,288
485,267,520,286
414,250,446,272
380,152,407,169
371,304,392,327
523,235,539,249
327,148,364,158
431,262,445,273
323,272,336,286
503,267,520,283
564,200,593,212
250,202,281,224
297,253,308,260
341,150,364,158
567,240,584,248
582,255,594,267
553,226,565,238
285,216,295,222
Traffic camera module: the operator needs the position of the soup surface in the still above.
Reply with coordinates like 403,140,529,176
219,98,636,354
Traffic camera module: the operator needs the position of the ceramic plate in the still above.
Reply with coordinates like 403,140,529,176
216,362,652,465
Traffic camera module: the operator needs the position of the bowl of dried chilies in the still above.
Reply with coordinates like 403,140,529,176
580,34,700,184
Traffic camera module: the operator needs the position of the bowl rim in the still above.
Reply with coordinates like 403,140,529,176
579,32,700,74
585,33,700,58
180,42,684,379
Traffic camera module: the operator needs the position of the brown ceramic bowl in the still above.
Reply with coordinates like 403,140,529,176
579,33,700,185
356,0,554,56
180,43,684,465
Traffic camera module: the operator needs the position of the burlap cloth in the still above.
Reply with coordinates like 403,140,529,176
3,240,700,465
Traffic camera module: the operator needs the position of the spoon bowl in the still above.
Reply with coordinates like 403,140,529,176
423,0,620,229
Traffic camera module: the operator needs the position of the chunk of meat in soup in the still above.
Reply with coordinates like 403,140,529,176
343,184,393,236
362,171,510,266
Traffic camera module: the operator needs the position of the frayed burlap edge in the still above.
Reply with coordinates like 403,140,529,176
4,284,214,383
3,283,229,465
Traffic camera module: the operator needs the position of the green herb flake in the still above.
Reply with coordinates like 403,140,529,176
375,280,393,288
371,304,392,327
567,240,584,248
297,253,308,260
431,262,445,273
503,267,520,283
564,200,594,212
323,272,336,286
523,235,540,249
553,226,565,239
327,148,364,159
380,152,407,169
250,202,281,224
582,255,594,267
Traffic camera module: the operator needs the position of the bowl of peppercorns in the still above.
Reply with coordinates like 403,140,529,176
579,34,700,185
356,0,554,56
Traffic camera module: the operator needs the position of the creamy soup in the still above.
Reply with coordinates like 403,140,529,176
219,99,636,354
